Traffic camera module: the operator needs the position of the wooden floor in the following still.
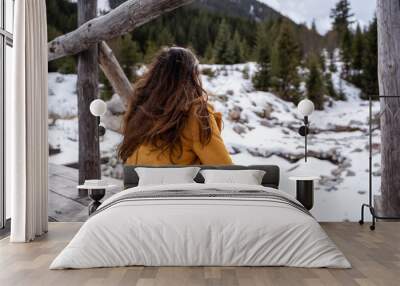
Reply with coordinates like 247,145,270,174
49,163,122,222
1,223,399,286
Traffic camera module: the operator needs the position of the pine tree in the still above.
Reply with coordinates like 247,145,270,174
349,23,365,87
330,0,354,77
330,0,354,36
46,0,77,73
239,40,251,62
253,32,271,91
253,22,267,60
337,74,347,100
117,35,142,81
46,0,77,35
203,43,215,63
188,12,212,56
232,30,244,63
144,40,159,64
224,42,236,65
99,71,114,101
157,27,175,46
213,19,234,64
319,52,327,73
328,50,337,73
340,28,353,77
362,16,378,99
325,72,338,100
352,24,364,71
108,34,142,81
311,19,318,34
306,56,325,110
273,21,301,101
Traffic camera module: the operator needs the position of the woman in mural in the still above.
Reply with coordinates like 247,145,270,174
119,47,233,165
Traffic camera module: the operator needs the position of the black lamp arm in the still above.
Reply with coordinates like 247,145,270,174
96,116,106,136
304,115,309,125
298,116,310,162
298,116,309,136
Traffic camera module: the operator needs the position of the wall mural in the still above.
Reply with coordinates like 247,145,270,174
47,0,380,222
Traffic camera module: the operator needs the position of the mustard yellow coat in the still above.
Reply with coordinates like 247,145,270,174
126,105,233,165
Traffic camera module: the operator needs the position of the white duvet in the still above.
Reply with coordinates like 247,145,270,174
50,183,351,269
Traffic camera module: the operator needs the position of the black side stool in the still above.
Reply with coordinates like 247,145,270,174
77,184,117,215
289,176,319,210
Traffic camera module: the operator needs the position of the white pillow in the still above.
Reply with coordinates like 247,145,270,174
200,169,266,185
135,167,200,186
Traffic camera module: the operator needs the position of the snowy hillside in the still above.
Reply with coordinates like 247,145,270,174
68,0,110,14
48,62,380,222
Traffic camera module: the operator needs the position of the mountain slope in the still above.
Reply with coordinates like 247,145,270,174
107,0,323,53
108,0,287,23
191,0,283,22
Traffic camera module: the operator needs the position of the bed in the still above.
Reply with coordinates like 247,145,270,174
50,165,350,269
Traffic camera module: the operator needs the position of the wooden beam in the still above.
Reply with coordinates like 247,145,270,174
77,0,101,191
48,0,193,61
99,41,133,105
377,0,400,216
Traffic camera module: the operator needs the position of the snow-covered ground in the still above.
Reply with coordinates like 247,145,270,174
48,62,380,222
68,0,110,14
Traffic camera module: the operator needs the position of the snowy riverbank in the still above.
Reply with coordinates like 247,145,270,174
48,62,380,222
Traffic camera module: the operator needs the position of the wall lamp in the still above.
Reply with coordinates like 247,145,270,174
90,99,107,136
297,99,315,162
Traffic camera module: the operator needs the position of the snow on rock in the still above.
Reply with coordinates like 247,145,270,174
48,73,78,119
106,94,126,115
97,0,110,12
49,118,123,167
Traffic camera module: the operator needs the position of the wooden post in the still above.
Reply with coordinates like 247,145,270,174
377,0,400,216
77,0,100,194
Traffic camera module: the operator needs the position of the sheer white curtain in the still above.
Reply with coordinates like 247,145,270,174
7,0,48,242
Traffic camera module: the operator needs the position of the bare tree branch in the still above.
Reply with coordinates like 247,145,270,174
48,0,193,61
99,41,133,105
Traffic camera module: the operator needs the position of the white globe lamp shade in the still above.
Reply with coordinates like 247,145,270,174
90,99,107,117
297,99,315,116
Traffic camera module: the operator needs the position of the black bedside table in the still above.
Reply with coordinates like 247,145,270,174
289,176,319,210
77,184,117,215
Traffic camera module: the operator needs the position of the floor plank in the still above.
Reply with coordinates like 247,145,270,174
0,222,399,286
48,163,123,222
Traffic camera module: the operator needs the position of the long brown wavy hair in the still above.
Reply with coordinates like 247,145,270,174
118,47,212,163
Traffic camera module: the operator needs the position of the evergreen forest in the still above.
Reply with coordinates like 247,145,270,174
46,0,378,109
